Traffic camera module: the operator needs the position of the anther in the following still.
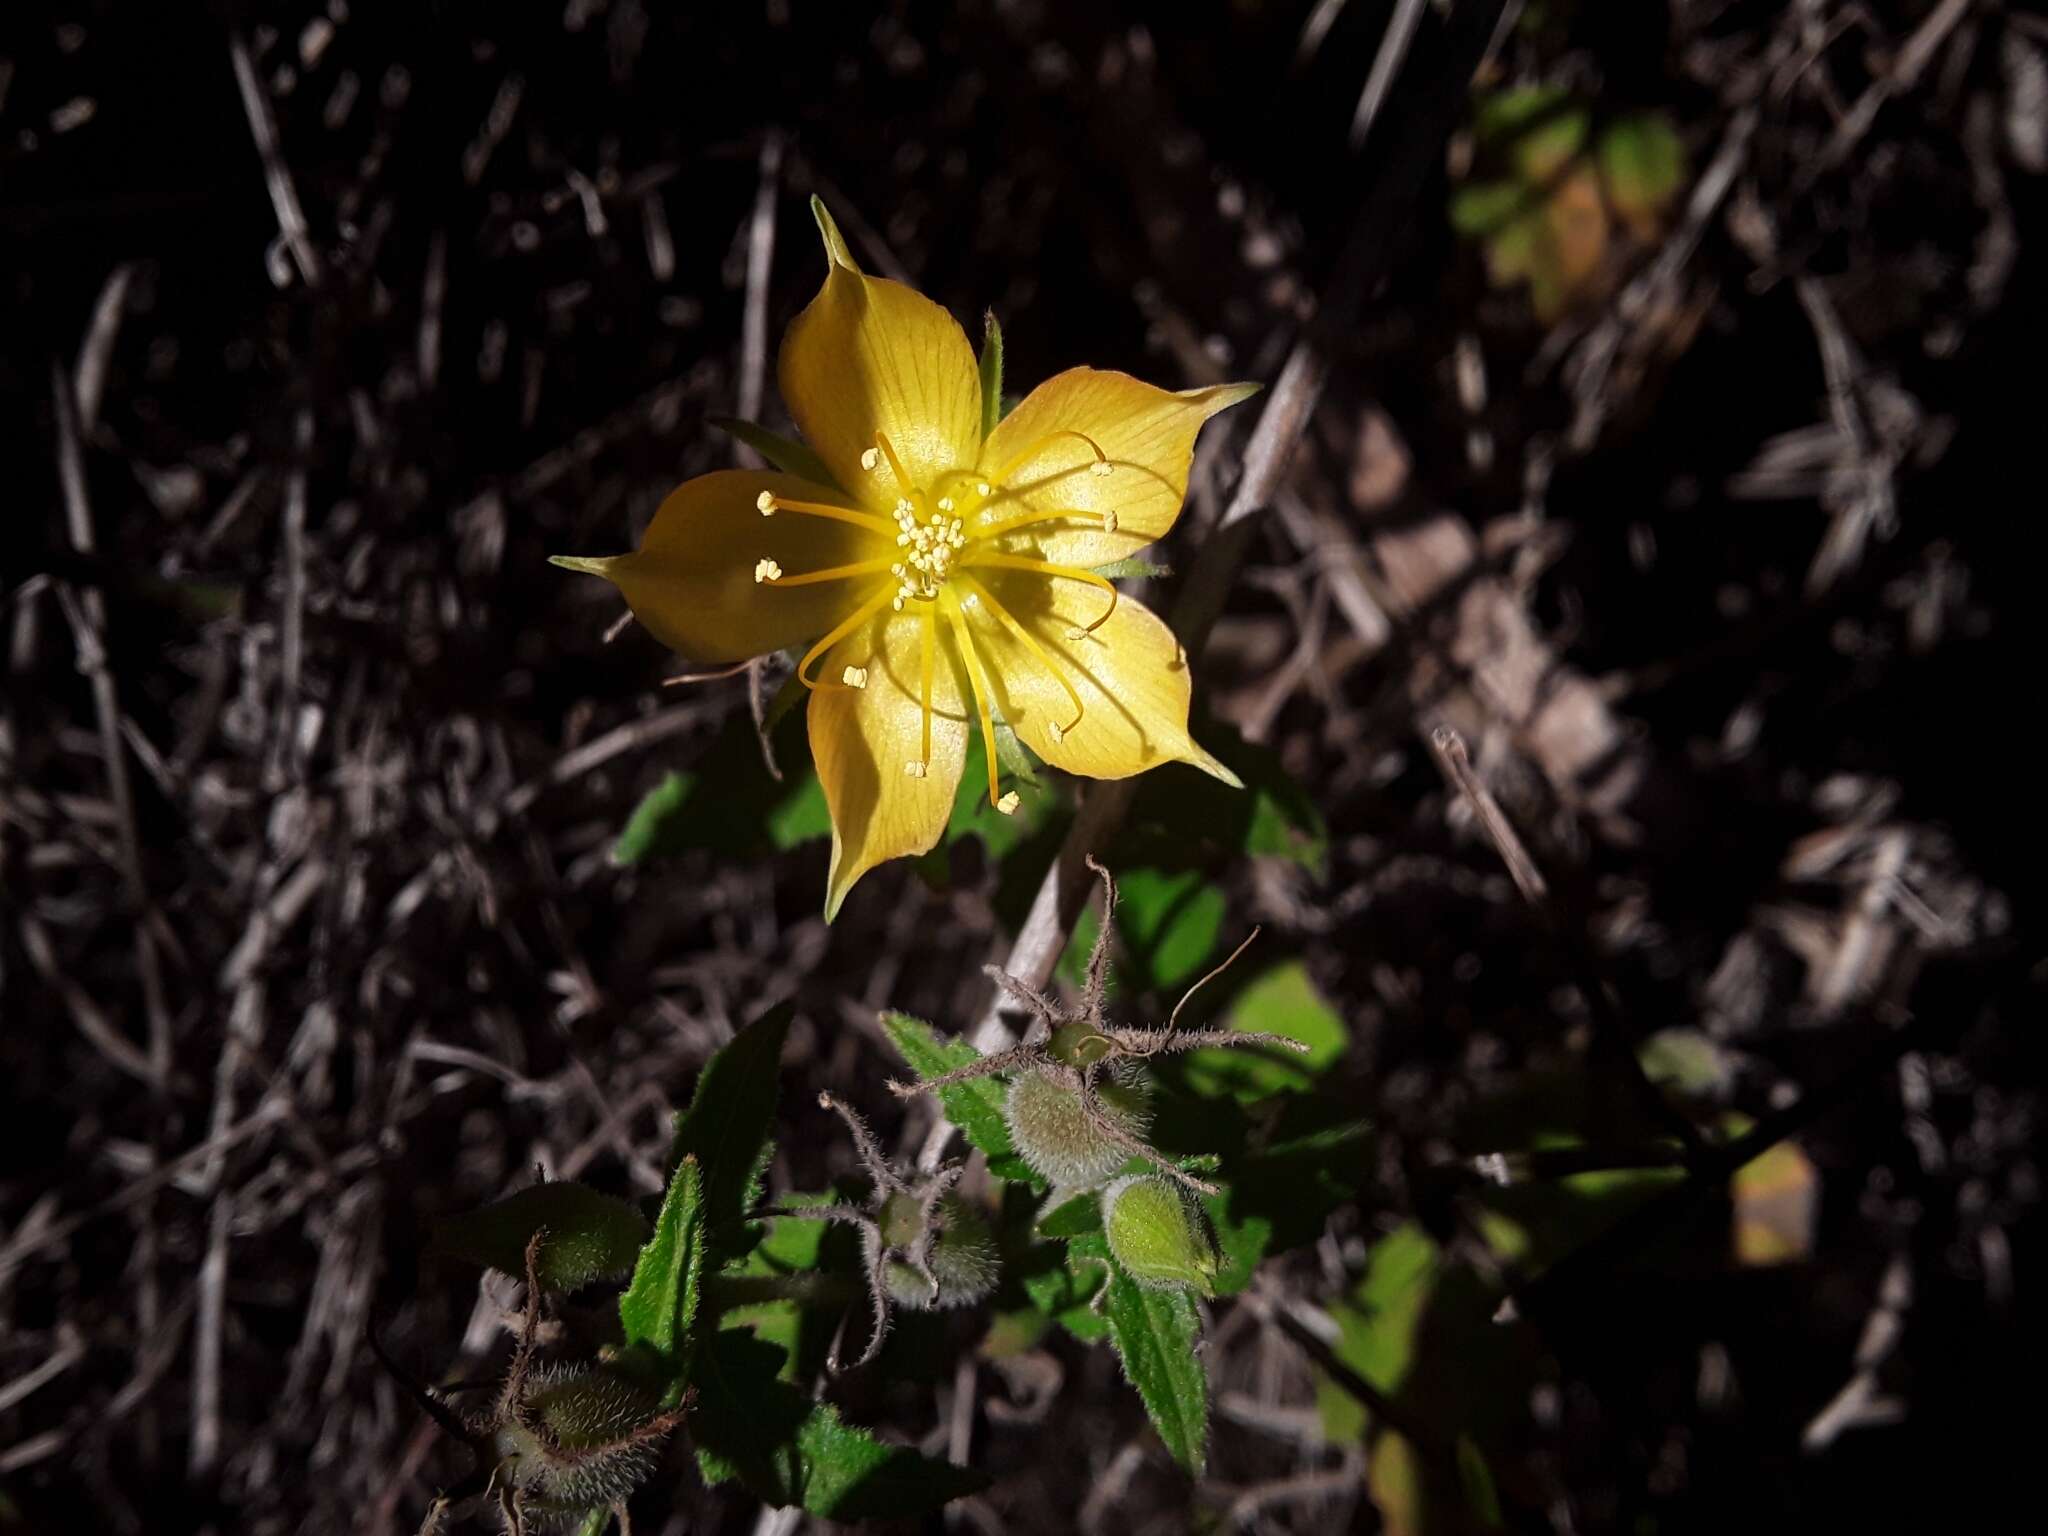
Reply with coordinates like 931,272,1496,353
1047,721,1064,744
996,791,1020,817
904,760,928,779
754,558,782,583
937,496,955,512
861,447,881,471
1090,460,1113,478
1102,510,1119,533
756,492,777,516
976,482,992,496
842,666,869,689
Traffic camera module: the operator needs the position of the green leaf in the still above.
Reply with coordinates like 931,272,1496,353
618,1156,705,1386
978,310,1004,442
1087,556,1173,581
611,771,689,867
669,1005,792,1262
1182,961,1348,1100
431,1181,649,1293
1598,113,1686,227
608,710,827,864
880,1012,1038,1184
1102,1268,1209,1473
1018,1229,1113,1342
1036,1191,1104,1239
765,771,831,850
691,1330,986,1515
708,416,840,490
1107,867,1227,994
1449,180,1532,238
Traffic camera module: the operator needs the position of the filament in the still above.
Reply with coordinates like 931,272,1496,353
919,600,936,767
941,590,1002,808
873,431,916,498
973,505,1112,542
962,552,1119,633
757,493,894,536
985,428,1109,488
959,574,1084,737
764,557,896,587
796,583,897,689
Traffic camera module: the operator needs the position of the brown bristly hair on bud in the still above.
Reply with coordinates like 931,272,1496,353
762,1091,1000,1373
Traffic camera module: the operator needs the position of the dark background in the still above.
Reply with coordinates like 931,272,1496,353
2,2,2040,1532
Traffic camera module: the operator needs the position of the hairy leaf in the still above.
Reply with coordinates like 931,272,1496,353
1103,1267,1209,1473
618,1155,705,1387
691,1329,985,1516
881,1012,1037,1184
669,1005,791,1262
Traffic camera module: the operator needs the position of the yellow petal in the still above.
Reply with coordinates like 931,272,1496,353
810,606,972,920
555,470,887,664
976,370,1259,568
966,572,1239,787
778,201,984,512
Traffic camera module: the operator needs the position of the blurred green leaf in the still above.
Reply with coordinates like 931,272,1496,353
431,1180,648,1293
1036,1191,1104,1239
1182,960,1348,1100
1448,180,1530,237
708,416,839,489
1103,1267,1209,1474
1070,866,1227,994
618,1156,704,1391
669,1005,791,1264
610,710,829,864
978,310,1004,442
881,1012,1038,1185
1598,113,1686,230
690,1329,986,1515
1088,556,1173,581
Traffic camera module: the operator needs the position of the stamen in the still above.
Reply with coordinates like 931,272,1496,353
973,505,1109,542
860,446,881,472
985,428,1110,488
941,590,1003,810
796,583,898,689
1102,510,1119,534
842,666,869,689
996,791,1020,816
904,760,928,778
755,494,894,535
873,432,915,496
960,574,1085,738
764,557,896,587
1090,460,1113,478
754,558,782,583
961,552,1119,634
919,601,936,768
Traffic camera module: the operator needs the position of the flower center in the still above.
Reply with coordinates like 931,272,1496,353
753,428,1133,812
888,495,966,609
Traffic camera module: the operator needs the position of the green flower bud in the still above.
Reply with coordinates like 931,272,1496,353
493,1363,668,1515
1004,1064,1153,1187
1103,1174,1217,1294
432,1181,649,1293
878,1192,1000,1310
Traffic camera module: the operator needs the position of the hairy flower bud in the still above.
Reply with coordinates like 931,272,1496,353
877,1192,1000,1310
1103,1174,1217,1294
492,1362,672,1519
1004,1063,1152,1188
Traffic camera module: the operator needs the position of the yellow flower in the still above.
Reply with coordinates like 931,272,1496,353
555,201,1257,918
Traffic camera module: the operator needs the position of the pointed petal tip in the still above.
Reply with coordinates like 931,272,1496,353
1190,747,1245,790
1214,380,1264,410
809,197,860,274
548,554,619,578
